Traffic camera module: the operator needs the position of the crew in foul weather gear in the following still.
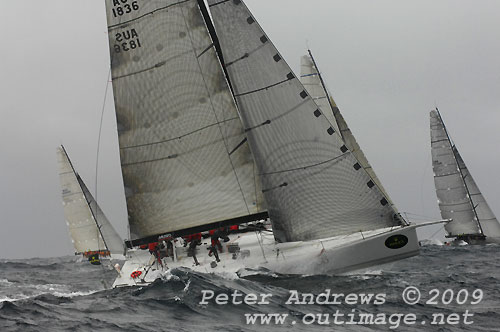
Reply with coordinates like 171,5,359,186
185,233,202,265
208,228,230,262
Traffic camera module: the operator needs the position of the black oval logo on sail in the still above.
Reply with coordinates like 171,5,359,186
385,235,408,249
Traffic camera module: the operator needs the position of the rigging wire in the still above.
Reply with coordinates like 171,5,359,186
428,226,444,240
92,6,126,288
254,231,267,263
93,67,112,287
94,68,112,209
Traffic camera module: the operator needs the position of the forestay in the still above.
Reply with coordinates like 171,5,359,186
57,147,107,253
207,0,401,242
430,110,481,236
104,0,265,239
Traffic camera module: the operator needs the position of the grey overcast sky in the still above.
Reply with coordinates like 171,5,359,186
1,0,499,259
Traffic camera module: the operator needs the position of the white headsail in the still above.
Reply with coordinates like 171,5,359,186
300,53,399,214
104,0,266,242
430,110,500,239
300,55,340,134
207,0,402,242
57,146,112,254
454,149,500,238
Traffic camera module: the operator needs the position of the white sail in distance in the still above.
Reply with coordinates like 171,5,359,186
431,110,500,238
454,148,500,238
207,0,402,242
300,53,399,214
57,147,107,254
430,110,482,236
103,0,266,241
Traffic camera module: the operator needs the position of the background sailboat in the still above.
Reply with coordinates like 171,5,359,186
57,146,124,263
101,0,425,287
430,109,500,244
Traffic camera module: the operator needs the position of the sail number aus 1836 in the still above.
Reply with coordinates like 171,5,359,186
114,29,142,53
112,0,139,17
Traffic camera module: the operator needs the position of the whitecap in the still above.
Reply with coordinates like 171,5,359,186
0,294,30,303
183,279,191,292
52,290,99,298
0,279,13,286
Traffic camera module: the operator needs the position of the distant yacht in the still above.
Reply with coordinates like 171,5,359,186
430,109,500,244
57,146,125,264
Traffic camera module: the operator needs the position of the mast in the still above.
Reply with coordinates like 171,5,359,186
196,0,235,96
307,50,342,139
434,109,484,235
60,145,110,252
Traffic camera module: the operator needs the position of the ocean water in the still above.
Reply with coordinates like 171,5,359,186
1,244,499,331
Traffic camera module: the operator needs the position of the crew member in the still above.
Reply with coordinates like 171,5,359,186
186,233,202,265
208,228,230,262
148,242,163,267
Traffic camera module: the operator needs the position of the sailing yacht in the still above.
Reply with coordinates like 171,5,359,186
96,0,436,287
57,146,125,264
430,109,500,244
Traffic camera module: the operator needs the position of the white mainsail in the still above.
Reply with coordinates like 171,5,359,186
57,146,107,254
300,53,399,214
430,110,500,239
207,0,402,242
104,0,266,241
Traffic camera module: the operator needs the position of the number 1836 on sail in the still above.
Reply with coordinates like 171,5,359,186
111,0,139,17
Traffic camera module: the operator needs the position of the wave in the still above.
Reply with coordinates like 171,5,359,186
0,295,31,304
1,246,500,331
0,278,13,286
418,238,444,246
0,288,101,304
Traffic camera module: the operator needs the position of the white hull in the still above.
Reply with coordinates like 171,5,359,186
113,225,419,288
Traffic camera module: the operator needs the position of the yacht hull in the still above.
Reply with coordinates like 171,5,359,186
112,225,419,288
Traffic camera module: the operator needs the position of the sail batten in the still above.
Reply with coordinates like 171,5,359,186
207,0,402,242
104,0,266,239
